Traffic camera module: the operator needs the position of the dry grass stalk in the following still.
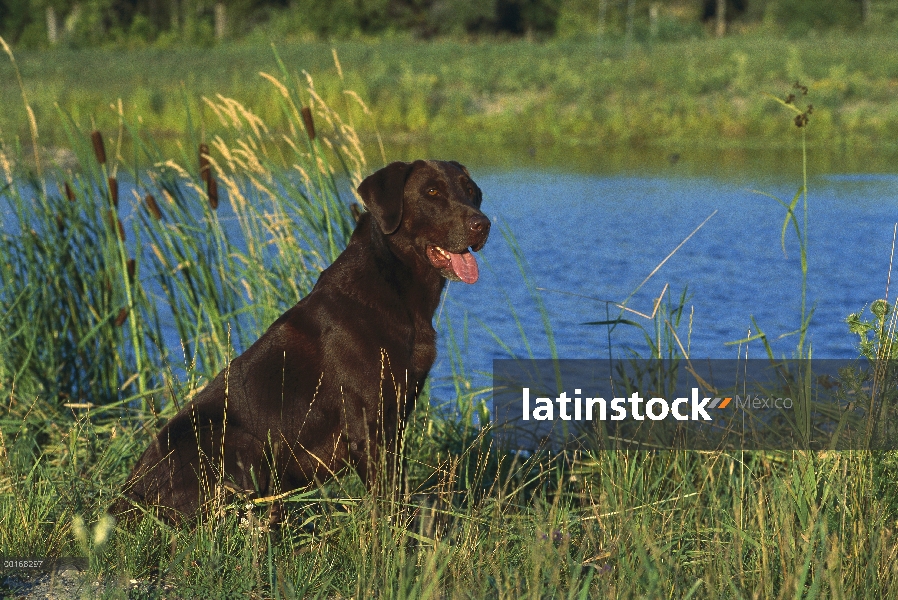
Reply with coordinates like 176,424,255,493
0,148,12,185
211,137,234,170
230,140,266,175
144,193,162,220
91,130,107,165
1,36,41,184
258,72,289,98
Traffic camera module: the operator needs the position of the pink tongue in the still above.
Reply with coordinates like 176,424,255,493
449,250,479,284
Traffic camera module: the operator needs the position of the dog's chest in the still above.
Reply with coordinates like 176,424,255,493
411,323,437,378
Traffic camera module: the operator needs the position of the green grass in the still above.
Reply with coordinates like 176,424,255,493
2,31,898,172
2,34,898,598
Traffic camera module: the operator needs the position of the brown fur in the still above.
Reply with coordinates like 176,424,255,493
114,160,490,523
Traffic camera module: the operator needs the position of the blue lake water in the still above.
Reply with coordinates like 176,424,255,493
428,170,897,403
7,167,895,405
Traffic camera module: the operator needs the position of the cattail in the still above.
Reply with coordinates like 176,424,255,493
114,308,128,327
126,258,135,283
108,176,118,207
64,181,76,202
301,106,316,141
55,214,64,232
108,210,125,240
199,143,211,183
207,175,219,209
199,143,218,209
91,130,107,165
144,193,162,220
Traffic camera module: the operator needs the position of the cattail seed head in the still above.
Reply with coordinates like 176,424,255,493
126,258,136,283
301,106,316,141
108,177,119,207
114,308,128,327
91,130,107,165
207,174,219,209
64,181,76,202
108,210,125,240
145,193,162,220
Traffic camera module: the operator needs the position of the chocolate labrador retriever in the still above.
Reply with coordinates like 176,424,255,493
115,160,489,522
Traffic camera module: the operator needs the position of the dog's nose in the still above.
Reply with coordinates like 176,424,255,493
468,214,490,235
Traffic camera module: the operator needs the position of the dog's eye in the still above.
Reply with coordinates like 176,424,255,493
426,188,439,196
466,186,474,196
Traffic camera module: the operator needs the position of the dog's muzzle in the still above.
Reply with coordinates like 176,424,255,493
426,214,490,284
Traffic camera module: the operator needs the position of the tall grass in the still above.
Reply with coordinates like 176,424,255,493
2,41,898,600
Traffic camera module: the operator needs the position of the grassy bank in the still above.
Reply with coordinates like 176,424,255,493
2,32,898,171
2,35,898,598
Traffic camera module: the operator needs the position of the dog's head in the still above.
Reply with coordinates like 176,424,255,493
357,160,490,284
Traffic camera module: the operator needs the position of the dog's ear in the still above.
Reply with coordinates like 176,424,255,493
357,161,419,234
448,161,470,177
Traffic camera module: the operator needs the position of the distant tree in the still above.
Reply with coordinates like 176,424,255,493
496,0,562,36
702,0,746,32
0,0,35,43
423,0,497,36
